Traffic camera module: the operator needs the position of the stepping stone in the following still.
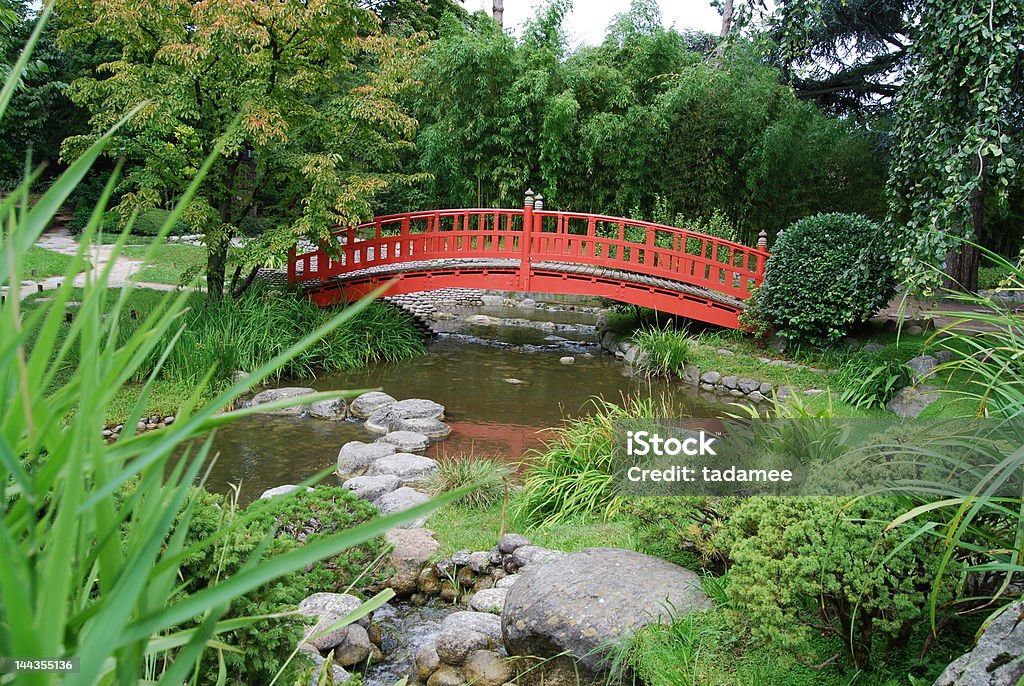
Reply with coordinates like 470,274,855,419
342,474,402,502
373,487,431,528
389,417,451,439
249,387,316,416
375,431,431,452
364,398,445,434
337,441,397,478
259,484,314,500
367,453,438,486
349,391,397,419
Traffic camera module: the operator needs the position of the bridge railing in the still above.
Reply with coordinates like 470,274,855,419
288,191,769,299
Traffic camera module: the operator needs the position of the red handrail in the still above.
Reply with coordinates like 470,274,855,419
289,203,768,300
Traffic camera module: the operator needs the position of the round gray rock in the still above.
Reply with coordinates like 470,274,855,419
337,441,397,478
463,649,513,686
435,611,503,665
498,533,530,554
250,387,316,416
342,474,401,502
510,545,565,569
349,391,397,419
258,484,314,500
332,623,372,667
375,431,431,453
309,397,347,421
367,453,438,486
364,399,445,434
932,600,1024,686
502,548,711,676
298,593,369,651
469,588,508,614
374,487,431,528
390,417,452,439
385,528,440,594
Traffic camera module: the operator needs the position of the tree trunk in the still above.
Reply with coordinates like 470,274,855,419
493,0,504,27
943,160,985,293
207,242,227,304
719,0,734,37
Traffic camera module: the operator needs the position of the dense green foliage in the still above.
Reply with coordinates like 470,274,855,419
169,488,390,684
59,0,425,299
408,1,884,245
720,496,956,669
757,213,897,343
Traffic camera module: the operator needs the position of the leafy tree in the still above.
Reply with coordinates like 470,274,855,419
885,0,1023,291
59,0,424,301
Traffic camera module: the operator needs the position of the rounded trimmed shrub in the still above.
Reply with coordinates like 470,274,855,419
757,213,896,344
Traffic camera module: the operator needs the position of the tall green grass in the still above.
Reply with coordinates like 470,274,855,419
0,17,455,684
891,246,1024,625
632,327,691,377
517,396,666,526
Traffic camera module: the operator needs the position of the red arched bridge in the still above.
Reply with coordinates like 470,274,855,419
287,191,768,329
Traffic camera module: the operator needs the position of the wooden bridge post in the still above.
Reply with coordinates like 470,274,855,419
287,248,296,284
520,189,534,289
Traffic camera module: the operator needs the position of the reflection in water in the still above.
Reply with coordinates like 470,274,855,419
203,338,721,502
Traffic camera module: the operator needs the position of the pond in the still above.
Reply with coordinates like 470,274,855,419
203,337,721,502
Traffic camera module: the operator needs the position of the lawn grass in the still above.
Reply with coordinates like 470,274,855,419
120,243,207,285
426,497,639,558
21,246,89,278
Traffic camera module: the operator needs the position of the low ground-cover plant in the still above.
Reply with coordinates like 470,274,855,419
426,456,513,510
719,496,958,670
836,351,911,409
755,213,897,345
179,487,390,685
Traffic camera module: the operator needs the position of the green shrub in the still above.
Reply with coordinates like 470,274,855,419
131,207,190,236
977,265,1011,290
426,456,513,509
176,486,391,685
718,497,958,670
624,497,735,571
757,213,896,344
632,327,690,377
246,486,392,594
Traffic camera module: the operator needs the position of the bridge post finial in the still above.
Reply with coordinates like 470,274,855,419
534,193,544,211
757,229,768,249
524,189,535,208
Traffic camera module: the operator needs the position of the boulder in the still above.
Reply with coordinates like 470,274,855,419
349,391,396,419
374,487,431,528
435,611,503,666
249,387,316,416
502,548,710,677
467,551,493,574
258,484,314,500
738,378,760,394
427,666,466,686
298,593,369,651
510,545,565,570
683,365,701,385
907,354,938,382
309,398,347,421
367,453,439,486
700,370,722,385
933,601,1024,686
390,417,452,439
559,356,575,365
364,398,446,434
463,649,513,686
332,623,372,667
498,533,530,554
337,441,397,479
415,643,442,681
886,384,940,418
721,375,738,390
298,644,351,684
495,575,518,589
342,474,401,502
469,588,508,614
385,528,440,594
375,431,431,452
